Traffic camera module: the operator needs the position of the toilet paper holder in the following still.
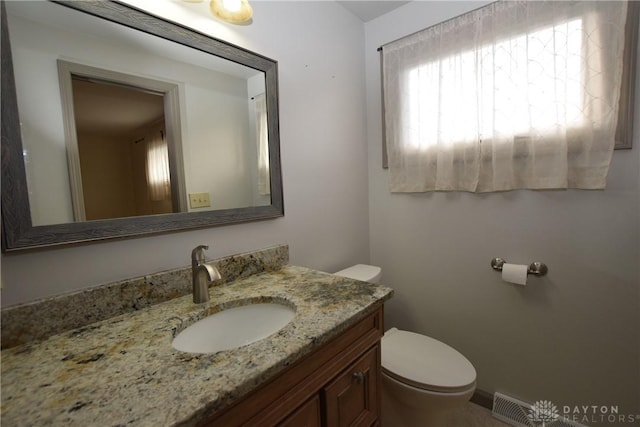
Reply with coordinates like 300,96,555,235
490,258,548,276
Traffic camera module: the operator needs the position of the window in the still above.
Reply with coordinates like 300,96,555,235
146,129,172,202
382,1,637,193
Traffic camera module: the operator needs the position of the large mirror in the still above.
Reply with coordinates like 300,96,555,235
1,0,283,251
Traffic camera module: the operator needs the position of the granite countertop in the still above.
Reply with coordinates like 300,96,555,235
1,265,393,426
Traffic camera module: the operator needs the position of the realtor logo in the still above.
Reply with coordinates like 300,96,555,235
528,400,560,426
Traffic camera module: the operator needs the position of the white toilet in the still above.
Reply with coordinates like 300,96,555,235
334,264,477,427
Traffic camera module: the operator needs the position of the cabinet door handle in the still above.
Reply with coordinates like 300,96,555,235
352,371,365,384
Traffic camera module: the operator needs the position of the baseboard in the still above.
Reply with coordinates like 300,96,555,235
471,389,494,410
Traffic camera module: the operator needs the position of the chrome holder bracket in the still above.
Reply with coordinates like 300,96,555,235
491,257,548,276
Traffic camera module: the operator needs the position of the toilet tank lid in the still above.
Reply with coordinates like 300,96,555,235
381,328,476,393
334,264,381,283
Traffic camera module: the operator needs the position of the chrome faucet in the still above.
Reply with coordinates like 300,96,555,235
191,245,221,304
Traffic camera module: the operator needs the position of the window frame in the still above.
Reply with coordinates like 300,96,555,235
615,0,639,150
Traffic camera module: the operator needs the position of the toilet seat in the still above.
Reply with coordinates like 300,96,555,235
381,328,476,393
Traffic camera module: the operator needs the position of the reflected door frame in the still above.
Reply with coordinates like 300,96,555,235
57,59,186,220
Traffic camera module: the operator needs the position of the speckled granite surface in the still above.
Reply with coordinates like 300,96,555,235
1,244,288,349
1,265,393,426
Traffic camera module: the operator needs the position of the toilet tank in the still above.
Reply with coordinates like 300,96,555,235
334,264,382,284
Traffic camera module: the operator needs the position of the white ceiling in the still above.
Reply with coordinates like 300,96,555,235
338,1,410,22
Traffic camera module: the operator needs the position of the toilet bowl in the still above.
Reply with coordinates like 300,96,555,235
334,265,477,427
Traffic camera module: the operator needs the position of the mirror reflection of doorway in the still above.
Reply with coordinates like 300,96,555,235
58,60,186,221
72,77,174,220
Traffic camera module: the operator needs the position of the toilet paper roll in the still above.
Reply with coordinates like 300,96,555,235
502,263,528,286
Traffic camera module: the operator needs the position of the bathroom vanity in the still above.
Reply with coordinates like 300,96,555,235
0,246,393,426
205,307,383,426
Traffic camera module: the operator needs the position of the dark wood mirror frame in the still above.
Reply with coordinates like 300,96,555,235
1,0,283,251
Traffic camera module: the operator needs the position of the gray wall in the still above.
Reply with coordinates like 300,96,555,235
1,1,370,306
365,1,640,420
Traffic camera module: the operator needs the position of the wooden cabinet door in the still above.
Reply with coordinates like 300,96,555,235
324,346,379,427
279,395,321,427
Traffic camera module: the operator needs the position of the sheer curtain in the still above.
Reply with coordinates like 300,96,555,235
254,93,270,195
382,1,629,192
145,130,171,201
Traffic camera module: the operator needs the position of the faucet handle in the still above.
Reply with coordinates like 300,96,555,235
191,245,209,266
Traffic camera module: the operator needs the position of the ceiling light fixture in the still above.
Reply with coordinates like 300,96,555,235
182,0,253,25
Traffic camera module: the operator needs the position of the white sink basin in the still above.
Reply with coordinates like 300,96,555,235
172,302,296,353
